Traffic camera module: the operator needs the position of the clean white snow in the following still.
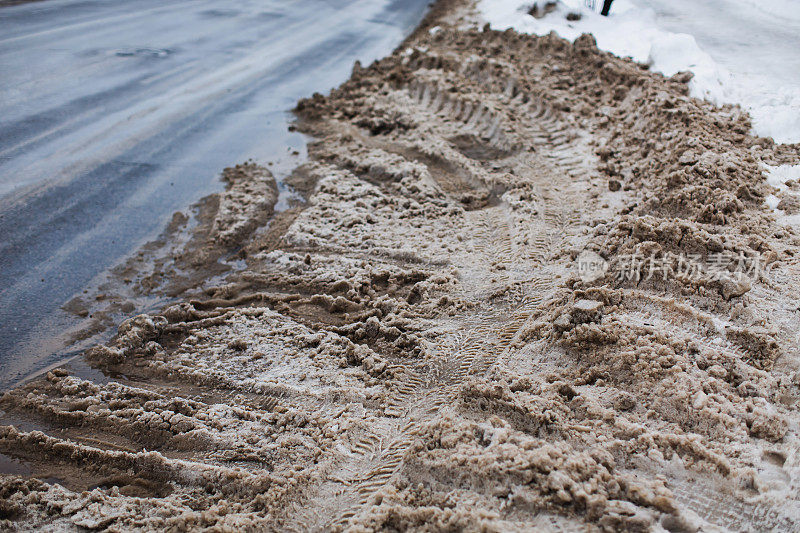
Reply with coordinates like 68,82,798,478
763,163,800,224
765,163,800,191
478,0,800,144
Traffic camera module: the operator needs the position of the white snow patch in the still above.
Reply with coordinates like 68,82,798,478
765,194,782,210
734,0,800,23
763,164,800,225
478,0,800,143
765,163,800,191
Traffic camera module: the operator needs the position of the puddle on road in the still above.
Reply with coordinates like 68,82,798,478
0,452,32,477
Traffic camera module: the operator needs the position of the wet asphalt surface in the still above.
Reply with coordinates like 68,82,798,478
0,0,430,388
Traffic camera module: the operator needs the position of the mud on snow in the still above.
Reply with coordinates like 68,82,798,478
2,1,800,531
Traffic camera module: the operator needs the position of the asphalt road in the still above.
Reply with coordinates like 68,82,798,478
0,0,430,389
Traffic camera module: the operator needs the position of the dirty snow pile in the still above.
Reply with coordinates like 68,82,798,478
478,0,800,143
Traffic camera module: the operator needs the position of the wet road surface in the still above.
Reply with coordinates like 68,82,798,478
0,0,430,388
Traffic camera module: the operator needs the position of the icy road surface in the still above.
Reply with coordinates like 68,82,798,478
0,0,429,389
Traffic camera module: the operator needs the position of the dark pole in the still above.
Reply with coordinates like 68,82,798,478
601,0,614,16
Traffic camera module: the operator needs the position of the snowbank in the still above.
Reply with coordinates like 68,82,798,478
478,0,800,143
